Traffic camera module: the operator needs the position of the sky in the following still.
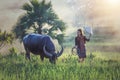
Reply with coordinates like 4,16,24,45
0,0,27,31
0,0,120,33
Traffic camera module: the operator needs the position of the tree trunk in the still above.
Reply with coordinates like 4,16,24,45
38,26,42,34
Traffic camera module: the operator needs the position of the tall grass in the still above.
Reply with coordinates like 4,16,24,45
0,48,120,80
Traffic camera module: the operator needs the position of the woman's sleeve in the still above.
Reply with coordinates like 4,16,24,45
75,37,77,45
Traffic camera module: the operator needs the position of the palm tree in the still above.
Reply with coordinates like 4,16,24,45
12,0,66,44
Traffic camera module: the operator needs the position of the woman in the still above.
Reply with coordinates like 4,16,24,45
73,29,90,62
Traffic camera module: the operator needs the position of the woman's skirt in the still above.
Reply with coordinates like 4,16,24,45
77,48,86,58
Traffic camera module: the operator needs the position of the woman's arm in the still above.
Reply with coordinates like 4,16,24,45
73,37,77,49
75,37,77,46
72,37,77,54
85,36,90,41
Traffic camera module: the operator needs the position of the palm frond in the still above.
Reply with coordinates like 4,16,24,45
30,0,40,9
22,3,33,12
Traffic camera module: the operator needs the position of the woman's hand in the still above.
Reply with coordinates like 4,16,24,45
73,46,77,49
71,46,77,54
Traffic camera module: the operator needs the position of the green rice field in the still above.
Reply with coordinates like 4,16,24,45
0,47,120,80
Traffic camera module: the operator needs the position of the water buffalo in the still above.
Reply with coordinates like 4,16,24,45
23,33,63,64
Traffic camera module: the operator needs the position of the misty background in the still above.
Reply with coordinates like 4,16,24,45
1,0,120,32
0,0,120,53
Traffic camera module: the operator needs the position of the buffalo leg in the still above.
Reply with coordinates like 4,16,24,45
25,48,31,60
40,55,44,61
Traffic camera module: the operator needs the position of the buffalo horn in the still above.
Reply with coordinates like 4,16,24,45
43,45,52,57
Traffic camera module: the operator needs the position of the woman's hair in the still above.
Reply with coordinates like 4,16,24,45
77,28,84,36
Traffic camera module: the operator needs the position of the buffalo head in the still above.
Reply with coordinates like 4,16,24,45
43,45,63,64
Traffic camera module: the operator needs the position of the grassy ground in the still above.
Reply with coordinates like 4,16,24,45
0,48,120,80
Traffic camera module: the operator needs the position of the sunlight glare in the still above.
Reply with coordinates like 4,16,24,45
106,0,120,6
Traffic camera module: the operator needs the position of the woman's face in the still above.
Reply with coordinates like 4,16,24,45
77,30,81,36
